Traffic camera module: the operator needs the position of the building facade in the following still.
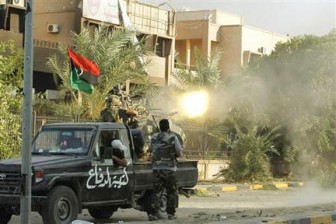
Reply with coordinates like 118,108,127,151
175,9,289,79
0,0,175,93
0,1,289,92
80,0,176,87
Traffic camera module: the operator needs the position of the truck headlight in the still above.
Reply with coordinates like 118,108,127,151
34,170,44,183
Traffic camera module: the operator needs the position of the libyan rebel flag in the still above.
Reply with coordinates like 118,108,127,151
68,48,100,94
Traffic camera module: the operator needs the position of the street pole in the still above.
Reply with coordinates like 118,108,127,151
20,0,34,223
202,119,206,160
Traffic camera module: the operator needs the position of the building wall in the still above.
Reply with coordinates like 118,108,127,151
175,40,187,64
175,9,289,79
1,2,290,90
145,55,166,83
127,0,175,86
80,0,175,87
175,39,202,68
33,0,82,73
209,23,221,42
176,19,210,67
213,10,243,25
241,26,289,57
34,0,81,43
176,9,242,26
0,0,176,90
218,25,289,77
198,159,229,180
176,19,208,40
175,9,243,75
128,1,175,37
0,30,22,46
218,25,243,77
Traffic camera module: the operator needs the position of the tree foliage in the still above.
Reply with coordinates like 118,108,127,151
205,30,336,183
172,49,223,91
168,49,224,160
0,83,22,159
0,41,23,159
47,26,155,120
245,29,336,185
0,40,24,88
209,105,282,182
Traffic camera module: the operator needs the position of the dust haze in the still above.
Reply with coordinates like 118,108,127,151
149,31,336,189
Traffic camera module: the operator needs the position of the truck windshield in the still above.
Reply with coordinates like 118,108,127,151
32,127,95,156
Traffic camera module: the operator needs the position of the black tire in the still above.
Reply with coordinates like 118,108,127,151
0,208,12,224
41,186,78,224
88,206,115,219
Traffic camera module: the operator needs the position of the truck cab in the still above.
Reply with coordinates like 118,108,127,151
0,122,198,224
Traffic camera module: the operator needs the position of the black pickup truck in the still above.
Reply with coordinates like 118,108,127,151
0,122,198,224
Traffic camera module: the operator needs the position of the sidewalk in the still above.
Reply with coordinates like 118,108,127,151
191,181,305,194
189,181,336,224
222,211,336,224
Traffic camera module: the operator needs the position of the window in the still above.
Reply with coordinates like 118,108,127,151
32,127,95,155
155,37,172,57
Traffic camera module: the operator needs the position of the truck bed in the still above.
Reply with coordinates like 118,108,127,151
133,160,198,191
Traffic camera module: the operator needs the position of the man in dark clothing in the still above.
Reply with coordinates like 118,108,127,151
148,119,183,221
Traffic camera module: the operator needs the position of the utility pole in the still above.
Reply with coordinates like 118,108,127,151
20,0,34,223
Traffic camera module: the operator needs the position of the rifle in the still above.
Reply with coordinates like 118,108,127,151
151,114,160,132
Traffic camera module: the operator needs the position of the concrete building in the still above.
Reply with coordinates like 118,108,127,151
0,0,175,92
175,9,289,78
80,0,176,87
0,0,83,92
0,1,289,92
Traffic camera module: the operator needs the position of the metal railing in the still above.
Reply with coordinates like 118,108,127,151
32,112,75,136
179,125,229,160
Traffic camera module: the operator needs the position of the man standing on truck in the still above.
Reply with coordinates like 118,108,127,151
100,93,123,122
148,119,183,221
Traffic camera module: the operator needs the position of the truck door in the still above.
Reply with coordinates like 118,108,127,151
85,128,134,203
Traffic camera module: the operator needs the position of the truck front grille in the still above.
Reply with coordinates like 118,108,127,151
0,170,21,195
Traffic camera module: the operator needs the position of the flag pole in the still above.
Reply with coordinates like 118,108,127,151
21,0,34,223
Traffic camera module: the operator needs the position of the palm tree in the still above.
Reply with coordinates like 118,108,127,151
172,49,223,90
168,49,223,159
47,25,156,120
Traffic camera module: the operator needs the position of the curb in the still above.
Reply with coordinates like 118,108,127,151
273,182,289,190
288,181,304,187
272,212,336,224
192,181,304,194
250,184,263,190
223,211,336,224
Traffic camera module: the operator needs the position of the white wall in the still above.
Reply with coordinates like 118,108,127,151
197,160,229,180
241,26,289,56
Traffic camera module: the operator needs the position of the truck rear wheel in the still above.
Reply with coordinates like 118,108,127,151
41,186,78,224
88,206,115,219
0,209,12,224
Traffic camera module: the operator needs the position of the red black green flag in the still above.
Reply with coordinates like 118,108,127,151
67,48,100,94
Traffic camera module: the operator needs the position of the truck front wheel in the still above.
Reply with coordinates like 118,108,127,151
88,206,115,219
41,186,78,224
0,209,12,224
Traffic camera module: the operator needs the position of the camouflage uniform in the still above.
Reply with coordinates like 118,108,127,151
149,132,182,219
100,95,122,122
100,107,115,122
125,108,139,128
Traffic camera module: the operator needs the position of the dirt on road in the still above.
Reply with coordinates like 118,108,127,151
10,181,336,224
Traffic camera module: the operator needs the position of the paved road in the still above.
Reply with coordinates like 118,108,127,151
10,181,336,223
